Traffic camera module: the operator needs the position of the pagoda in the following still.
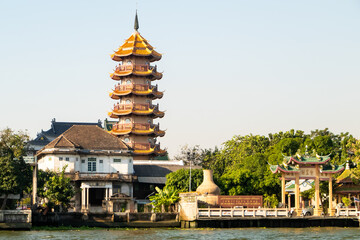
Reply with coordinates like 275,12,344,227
270,153,344,216
107,13,166,160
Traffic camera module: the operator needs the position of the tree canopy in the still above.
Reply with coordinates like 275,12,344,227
168,129,356,200
0,128,31,209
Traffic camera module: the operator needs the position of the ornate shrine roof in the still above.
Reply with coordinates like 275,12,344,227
284,154,331,165
270,154,344,175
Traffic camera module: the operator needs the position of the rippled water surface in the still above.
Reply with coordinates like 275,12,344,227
0,227,359,240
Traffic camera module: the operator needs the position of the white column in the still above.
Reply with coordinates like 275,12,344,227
86,188,89,210
82,187,86,209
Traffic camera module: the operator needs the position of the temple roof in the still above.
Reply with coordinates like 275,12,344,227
270,164,299,173
284,154,331,165
111,31,162,62
336,169,357,183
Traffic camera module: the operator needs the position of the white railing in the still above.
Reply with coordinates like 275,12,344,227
336,208,359,217
197,208,290,218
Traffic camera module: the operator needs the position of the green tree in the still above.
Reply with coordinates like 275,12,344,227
149,186,179,212
165,169,203,192
0,128,31,210
263,193,279,208
44,167,74,211
0,155,31,209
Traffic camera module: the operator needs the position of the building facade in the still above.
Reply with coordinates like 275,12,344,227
107,13,166,160
36,125,136,213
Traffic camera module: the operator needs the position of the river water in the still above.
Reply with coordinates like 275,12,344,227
0,227,359,240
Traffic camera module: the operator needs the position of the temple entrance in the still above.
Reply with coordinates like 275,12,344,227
270,154,344,216
89,188,105,206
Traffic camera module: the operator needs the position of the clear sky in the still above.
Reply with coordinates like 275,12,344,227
1,1,359,158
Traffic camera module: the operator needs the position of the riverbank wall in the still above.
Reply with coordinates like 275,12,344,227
32,212,180,228
0,210,32,230
181,217,359,228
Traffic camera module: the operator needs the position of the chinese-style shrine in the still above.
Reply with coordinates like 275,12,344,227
335,161,360,206
270,153,344,216
107,12,166,160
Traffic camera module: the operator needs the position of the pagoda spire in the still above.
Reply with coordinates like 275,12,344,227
134,11,139,31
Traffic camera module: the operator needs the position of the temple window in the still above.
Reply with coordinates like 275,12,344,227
59,157,63,161
127,60,132,65
124,138,130,143
113,159,121,163
126,80,132,84
126,99,131,104
125,118,131,123
65,157,70,161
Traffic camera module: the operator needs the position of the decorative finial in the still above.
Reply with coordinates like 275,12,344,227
134,10,139,31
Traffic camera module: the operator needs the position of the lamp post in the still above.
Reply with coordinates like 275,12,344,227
187,151,195,192
187,152,191,192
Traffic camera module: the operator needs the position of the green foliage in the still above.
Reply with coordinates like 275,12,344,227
44,167,74,211
0,128,29,159
0,128,31,209
149,186,179,212
263,194,279,208
37,170,56,198
342,197,351,207
165,169,203,192
171,128,353,205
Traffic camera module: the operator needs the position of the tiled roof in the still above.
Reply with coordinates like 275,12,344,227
42,125,128,151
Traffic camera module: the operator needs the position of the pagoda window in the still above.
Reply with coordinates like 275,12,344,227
124,137,130,143
125,99,132,104
125,118,131,123
126,80,132,85
127,60,132,65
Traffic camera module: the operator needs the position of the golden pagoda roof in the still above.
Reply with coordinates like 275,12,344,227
111,31,162,62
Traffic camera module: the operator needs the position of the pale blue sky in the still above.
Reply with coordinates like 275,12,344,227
1,1,360,157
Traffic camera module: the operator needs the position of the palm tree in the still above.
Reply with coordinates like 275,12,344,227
149,186,180,212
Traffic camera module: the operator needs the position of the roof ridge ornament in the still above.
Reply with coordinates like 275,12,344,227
134,10,139,31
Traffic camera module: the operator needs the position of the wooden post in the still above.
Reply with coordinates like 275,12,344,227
281,173,286,206
329,176,334,216
288,194,291,210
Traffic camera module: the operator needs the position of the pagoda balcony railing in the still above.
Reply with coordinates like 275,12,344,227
115,64,156,72
114,84,157,92
112,122,158,131
113,103,133,111
113,103,154,111
129,142,153,151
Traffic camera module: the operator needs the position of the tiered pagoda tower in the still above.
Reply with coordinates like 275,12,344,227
107,13,166,160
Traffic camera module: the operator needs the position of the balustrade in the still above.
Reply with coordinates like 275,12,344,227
115,64,154,72
114,84,151,92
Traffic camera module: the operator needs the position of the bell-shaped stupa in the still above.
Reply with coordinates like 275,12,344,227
196,169,220,196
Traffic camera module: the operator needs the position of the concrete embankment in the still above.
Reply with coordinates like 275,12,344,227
0,210,32,230
182,217,359,228
32,212,180,228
